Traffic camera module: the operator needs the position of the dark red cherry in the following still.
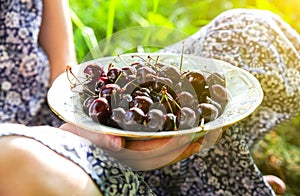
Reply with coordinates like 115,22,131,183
206,72,226,87
121,66,136,77
159,65,181,82
95,77,109,94
82,96,97,115
184,71,207,100
130,95,153,114
132,87,151,98
145,109,165,131
115,66,137,87
118,93,133,110
123,107,146,131
175,91,197,108
130,61,146,70
100,83,121,107
209,84,228,106
136,66,156,84
197,103,219,123
206,97,223,114
184,71,206,88
177,107,197,129
89,97,111,124
151,77,173,93
107,67,122,83
84,64,105,79
163,113,178,131
110,107,126,128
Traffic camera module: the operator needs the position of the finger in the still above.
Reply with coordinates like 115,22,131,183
60,123,125,151
264,175,286,195
109,135,192,160
123,142,201,171
200,128,223,149
163,142,201,166
59,123,78,135
126,135,192,151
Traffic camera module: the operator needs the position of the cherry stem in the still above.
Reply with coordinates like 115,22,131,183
199,118,205,131
179,41,185,73
114,72,124,85
66,65,95,96
108,62,114,70
122,78,139,91
112,89,117,106
117,54,130,67
160,86,174,114
131,54,160,71
66,65,76,89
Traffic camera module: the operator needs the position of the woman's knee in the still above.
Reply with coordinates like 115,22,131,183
0,136,102,196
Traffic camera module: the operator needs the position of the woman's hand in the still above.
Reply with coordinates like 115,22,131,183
109,128,222,171
60,123,222,171
107,135,203,171
59,123,126,151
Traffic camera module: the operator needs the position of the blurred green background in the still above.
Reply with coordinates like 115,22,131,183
69,0,300,195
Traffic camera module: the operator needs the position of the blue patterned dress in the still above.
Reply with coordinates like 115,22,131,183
1,5,300,196
0,0,63,126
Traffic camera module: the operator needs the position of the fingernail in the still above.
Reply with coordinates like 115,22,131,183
192,143,201,154
111,137,122,151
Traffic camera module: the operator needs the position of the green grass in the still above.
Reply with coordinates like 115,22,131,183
70,0,300,62
251,115,300,196
69,1,300,195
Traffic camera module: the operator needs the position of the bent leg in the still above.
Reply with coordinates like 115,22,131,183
146,9,299,195
0,136,102,196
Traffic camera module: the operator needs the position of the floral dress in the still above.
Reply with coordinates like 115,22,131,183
1,8,300,196
0,0,62,126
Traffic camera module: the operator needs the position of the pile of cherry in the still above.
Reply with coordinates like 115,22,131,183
70,55,228,132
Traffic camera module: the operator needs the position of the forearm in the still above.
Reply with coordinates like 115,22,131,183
39,0,77,85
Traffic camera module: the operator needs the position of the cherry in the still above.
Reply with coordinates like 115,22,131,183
130,95,153,114
115,66,137,87
132,87,151,98
197,103,219,123
136,66,156,84
160,87,179,114
145,109,165,131
159,65,181,82
184,71,207,101
206,96,223,114
121,66,136,77
130,61,146,70
175,91,197,108
123,107,146,131
89,97,111,124
206,72,226,87
100,83,121,107
118,93,132,110
177,107,197,129
110,107,126,128
84,64,105,80
198,86,210,103
82,96,97,115
209,84,228,106
151,90,178,114
151,77,173,94
107,67,122,83
184,71,207,89
163,113,178,131
149,102,167,114
95,77,109,94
